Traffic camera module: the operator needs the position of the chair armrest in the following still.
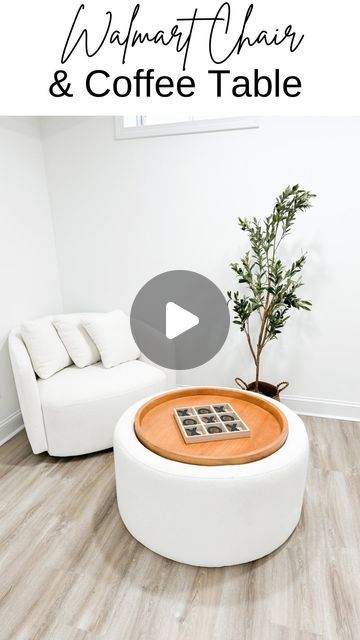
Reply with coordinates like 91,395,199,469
138,353,177,389
8,330,48,453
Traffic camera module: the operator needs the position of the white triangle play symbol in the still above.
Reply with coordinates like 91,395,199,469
166,302,199,340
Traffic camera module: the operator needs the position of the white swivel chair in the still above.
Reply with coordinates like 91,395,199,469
9,317,175,457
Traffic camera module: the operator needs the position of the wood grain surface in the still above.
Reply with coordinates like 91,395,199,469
0,416,359,639
134,387,288,465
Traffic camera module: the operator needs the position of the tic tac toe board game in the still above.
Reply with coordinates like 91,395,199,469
174,403,251,443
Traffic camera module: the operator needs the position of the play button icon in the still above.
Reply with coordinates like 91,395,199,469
130,270,230,370
165,302,199,340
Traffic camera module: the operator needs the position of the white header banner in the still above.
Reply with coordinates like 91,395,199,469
0,0,359,114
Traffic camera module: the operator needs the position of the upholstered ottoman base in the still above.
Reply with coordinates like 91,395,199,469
114,389,309,567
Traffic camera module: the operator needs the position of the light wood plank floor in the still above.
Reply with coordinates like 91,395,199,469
0,417,359,640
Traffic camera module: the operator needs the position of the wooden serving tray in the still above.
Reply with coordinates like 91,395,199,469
134,387,288,466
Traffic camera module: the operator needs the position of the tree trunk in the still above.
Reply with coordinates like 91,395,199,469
255,357,260,392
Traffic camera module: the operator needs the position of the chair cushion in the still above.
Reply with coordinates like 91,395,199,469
53,314,100,368
37,360,167,456
38,360,164,408
21,318,72,379
82,310,140,368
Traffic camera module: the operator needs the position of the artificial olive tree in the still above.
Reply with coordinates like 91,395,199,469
228,185,316,392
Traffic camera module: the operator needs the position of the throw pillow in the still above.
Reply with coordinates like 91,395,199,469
21,317,72,379
82,310,140,368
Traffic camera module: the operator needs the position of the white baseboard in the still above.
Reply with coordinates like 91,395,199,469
176,385,360,422
280,395,360,422
0,410,24,446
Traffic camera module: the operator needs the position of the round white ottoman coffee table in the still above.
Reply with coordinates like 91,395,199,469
114,388,309,567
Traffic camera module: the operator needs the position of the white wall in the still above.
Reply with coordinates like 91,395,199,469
0,117,63,441
41,116,360,418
